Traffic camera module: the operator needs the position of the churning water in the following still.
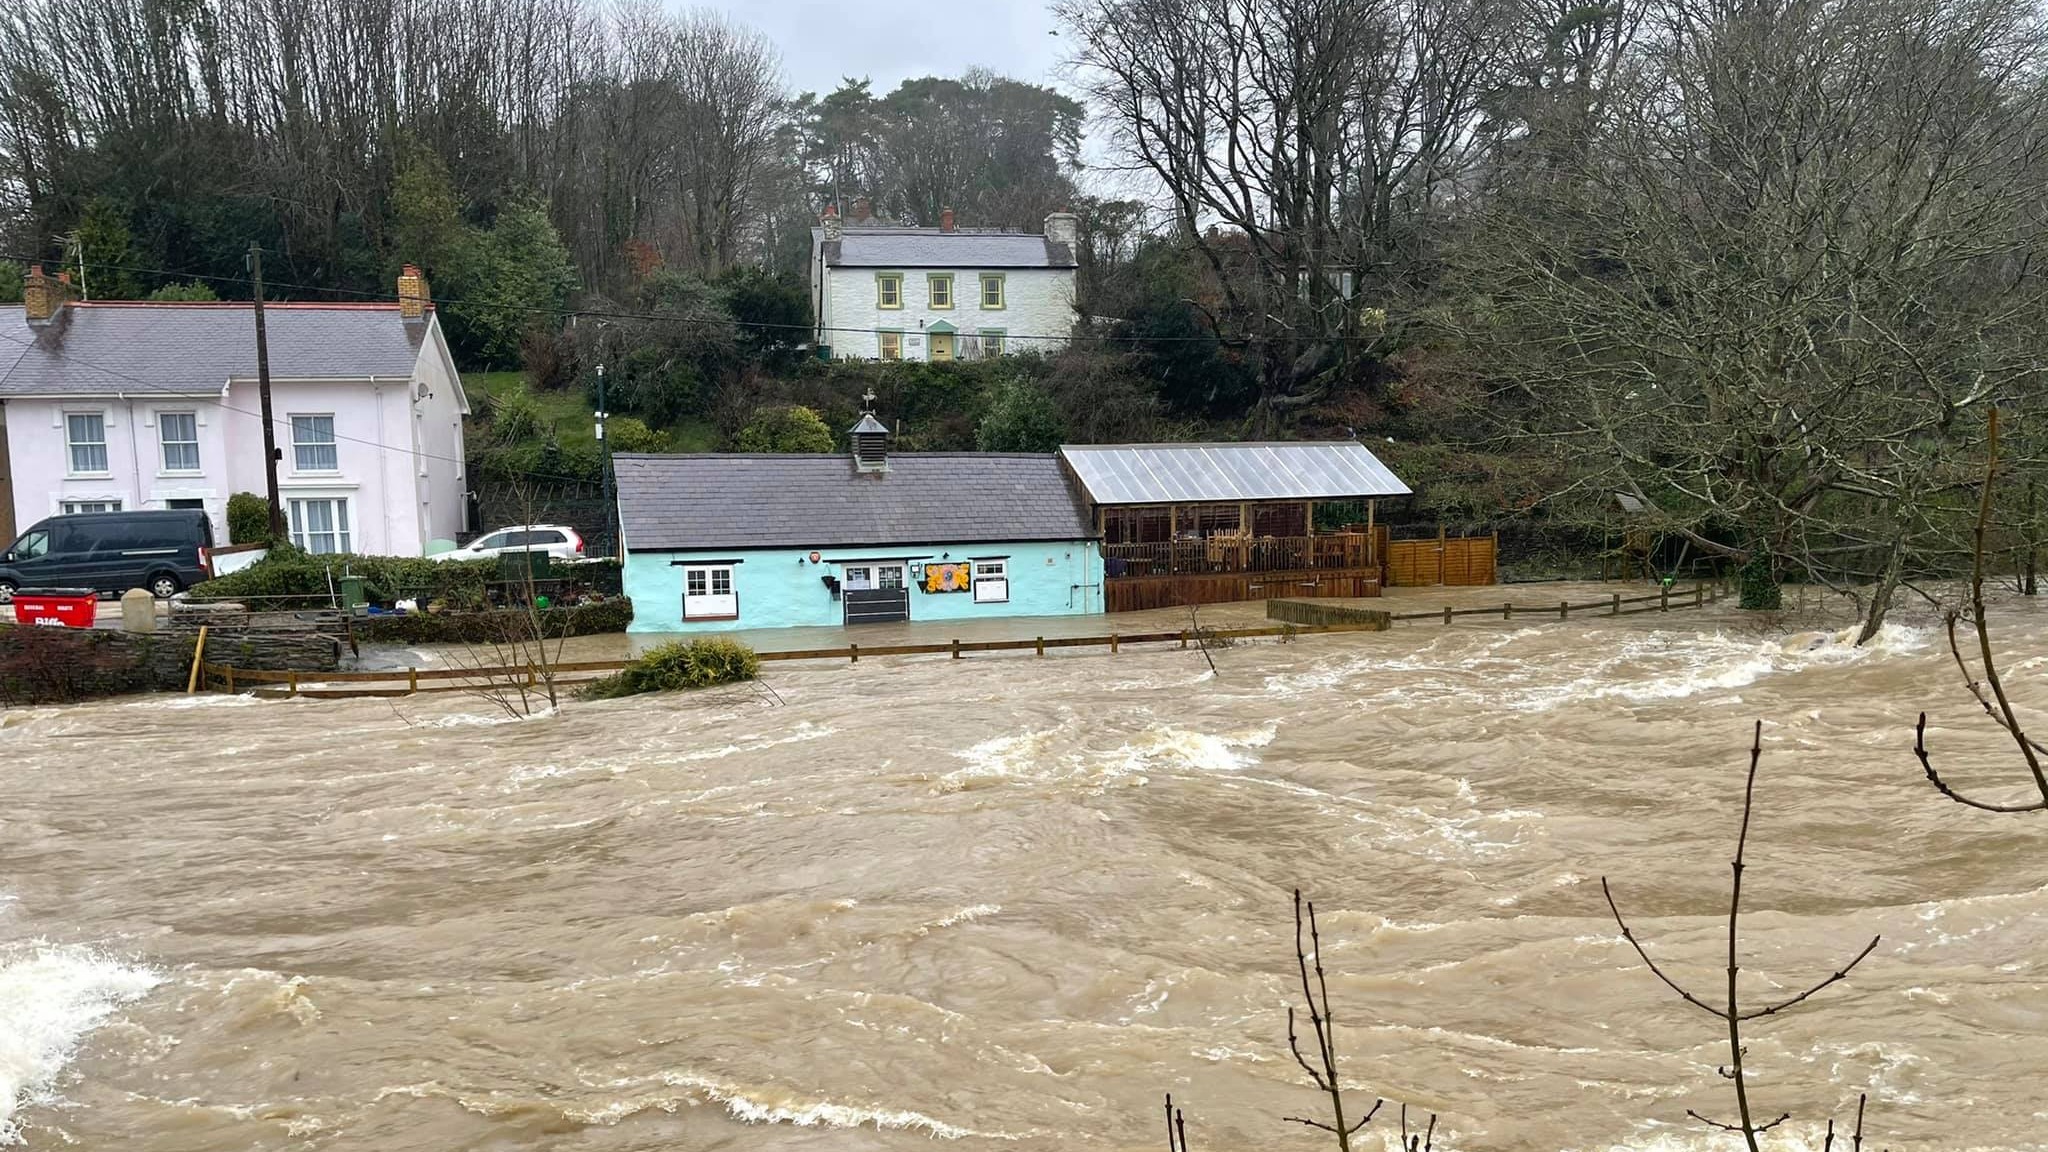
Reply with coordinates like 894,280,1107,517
2,591,2045,1150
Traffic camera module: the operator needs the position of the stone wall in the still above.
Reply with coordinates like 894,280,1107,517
0,624,339,705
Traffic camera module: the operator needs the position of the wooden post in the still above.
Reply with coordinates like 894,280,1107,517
1612,592,1621,615
224,666,235,694
1504,601,1513,620
1559,600,1568,620
526,664,537,686
850,643,859,664
185,624,209,693
1438,524,1447,585
1035,636,1045,657
1443,604,1452,625
1660,585,1670,612
408,667,420,694
1695,584,1704,608
1179,629,1189,648
1110,633,1119,653
1491,529,1499,585
288,670,299,697
1366,500,1378,571
951,638,961,660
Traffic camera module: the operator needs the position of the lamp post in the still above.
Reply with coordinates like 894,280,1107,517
594,363,613,557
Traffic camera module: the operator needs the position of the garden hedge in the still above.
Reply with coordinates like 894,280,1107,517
353,596,632,643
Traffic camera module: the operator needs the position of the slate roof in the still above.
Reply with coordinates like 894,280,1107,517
0,303,429,397
1059,441,1412,504
818,228,1076,269
615,452,1096,551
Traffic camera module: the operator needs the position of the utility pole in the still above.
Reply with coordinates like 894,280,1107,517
247,243,285,539
594,362,613,557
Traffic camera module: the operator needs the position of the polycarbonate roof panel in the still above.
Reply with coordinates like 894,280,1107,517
1059,442,1411,505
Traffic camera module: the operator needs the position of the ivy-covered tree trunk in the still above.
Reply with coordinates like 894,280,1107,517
1737,548,1782,611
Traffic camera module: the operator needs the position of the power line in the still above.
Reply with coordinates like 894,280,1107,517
0,249,1369,346
0,327,606,489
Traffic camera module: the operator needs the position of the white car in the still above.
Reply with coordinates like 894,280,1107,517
434,524,587,564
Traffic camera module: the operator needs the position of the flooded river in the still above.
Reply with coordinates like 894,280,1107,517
3,588,2046,1150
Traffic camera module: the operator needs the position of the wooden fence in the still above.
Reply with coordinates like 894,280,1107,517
195,582,1722,701
1385,529,1498,587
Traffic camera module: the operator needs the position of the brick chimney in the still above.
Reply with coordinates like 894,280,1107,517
821,202,843,242
397,264,430,322
1044,209,1080,249
939,207,956,233
22,264,71,325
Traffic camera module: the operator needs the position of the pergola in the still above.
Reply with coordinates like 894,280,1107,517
1058,442,1413,610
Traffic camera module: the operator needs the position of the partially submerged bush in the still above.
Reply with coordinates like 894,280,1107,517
580,637,759,699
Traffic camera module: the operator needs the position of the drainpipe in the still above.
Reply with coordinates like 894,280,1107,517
121,394,144,510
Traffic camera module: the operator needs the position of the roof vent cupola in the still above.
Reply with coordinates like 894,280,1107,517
850,389,890,473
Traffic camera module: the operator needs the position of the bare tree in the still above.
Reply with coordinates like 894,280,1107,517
1060,0,1520,422
1456,0,2048,637
1914,407,2048,812
1603,721,1881,1152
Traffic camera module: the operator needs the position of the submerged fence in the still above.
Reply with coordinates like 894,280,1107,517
193,582,1725,700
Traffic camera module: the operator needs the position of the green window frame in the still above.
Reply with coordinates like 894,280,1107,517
927,274,954,309
876,273,904,309
978,330,1005,357
979,273,1006,309
877,329,904,360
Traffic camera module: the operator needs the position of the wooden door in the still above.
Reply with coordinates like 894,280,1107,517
929,333,955,361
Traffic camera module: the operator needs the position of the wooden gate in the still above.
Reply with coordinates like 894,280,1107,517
1385,530,1497,587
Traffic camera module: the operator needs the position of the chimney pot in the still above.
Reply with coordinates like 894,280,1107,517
940,208,956,233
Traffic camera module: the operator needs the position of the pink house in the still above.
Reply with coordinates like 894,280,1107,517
0,265,470,556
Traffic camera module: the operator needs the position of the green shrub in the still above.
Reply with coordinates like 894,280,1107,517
488,389,545,444
227,492,273,544
606,416,672,453
194,548,499,609
579,636,759,699
356,596,632,643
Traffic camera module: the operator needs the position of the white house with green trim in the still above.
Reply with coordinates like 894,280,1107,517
808,203,1079,362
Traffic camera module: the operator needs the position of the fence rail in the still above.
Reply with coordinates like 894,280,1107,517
197,581,1722,700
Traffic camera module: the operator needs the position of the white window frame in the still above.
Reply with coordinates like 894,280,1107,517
60,500,122,515
158,410,201,473
290,414,339,473
972,558,1009,604
288,496,352,555
682,564,738,620
65,411,110,476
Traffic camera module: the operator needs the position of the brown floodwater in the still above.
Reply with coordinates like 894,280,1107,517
3,586,2046,1151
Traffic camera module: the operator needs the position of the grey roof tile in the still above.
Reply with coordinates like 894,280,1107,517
0,303,428,397
826,230,1075,268
1058,442,1412,504
615,452,1095,551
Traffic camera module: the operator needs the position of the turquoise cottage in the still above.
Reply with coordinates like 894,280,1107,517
615,415,1102,632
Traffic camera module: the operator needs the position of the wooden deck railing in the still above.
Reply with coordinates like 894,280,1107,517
194,582,1723,700
1103,532,1372,578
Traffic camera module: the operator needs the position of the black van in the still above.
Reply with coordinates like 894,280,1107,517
0,510,214,602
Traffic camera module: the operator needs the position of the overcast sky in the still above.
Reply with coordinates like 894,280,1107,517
709,0,1072,99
